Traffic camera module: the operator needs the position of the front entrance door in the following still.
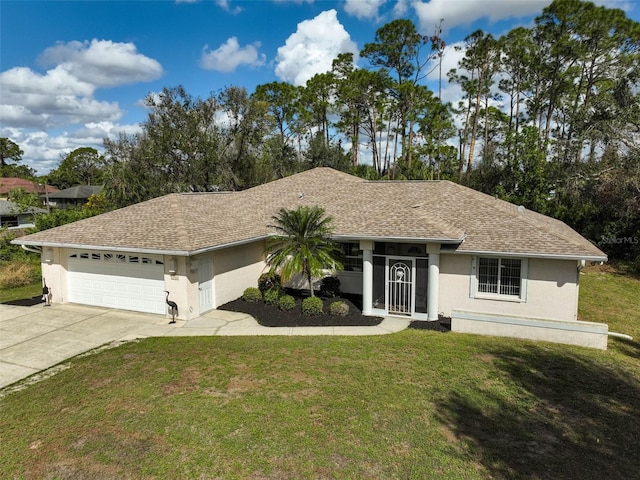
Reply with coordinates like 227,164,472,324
199,257,214,313
387,258,413,316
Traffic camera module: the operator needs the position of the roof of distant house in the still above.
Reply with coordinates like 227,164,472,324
0,178,58,195
0,199,47,215
13,168,607,261
45,185,103,200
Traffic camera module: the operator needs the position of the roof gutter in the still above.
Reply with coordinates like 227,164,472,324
332,234,465,244
452,249,607,262
12,235,272,257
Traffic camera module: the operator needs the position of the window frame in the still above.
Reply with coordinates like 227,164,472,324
470,255,528,302
337,242,363,272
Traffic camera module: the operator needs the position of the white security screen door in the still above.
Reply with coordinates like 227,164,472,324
387,258,413,316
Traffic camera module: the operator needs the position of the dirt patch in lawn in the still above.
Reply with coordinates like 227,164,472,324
219,293,384,327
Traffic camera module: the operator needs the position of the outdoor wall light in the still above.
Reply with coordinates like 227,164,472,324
168,257,177,274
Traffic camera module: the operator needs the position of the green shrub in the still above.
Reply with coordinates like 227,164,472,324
329,300,349,316
258,272,282,295
263,287,281,305
278,294,296,311
320,276,341,297
302,296,323,315
242,287,262,303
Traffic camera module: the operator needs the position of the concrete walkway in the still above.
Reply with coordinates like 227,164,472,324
0,303,410,389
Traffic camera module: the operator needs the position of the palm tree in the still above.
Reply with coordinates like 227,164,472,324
265,206,343,297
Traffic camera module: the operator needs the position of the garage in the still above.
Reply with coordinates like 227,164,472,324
67,250,166,314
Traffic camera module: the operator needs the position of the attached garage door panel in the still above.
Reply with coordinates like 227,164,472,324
67,251,165,314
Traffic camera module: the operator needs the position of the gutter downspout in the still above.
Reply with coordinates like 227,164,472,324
608,332,634,341
21,245,42,254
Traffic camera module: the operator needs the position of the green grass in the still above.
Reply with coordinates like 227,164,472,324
1,267,639,479
0,281,41,303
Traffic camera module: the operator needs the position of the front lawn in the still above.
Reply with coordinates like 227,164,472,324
0,267,638,479
0,281,41,304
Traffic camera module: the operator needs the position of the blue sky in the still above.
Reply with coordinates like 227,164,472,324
1,0,638,175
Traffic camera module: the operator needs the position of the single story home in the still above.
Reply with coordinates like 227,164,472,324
42,185,103,210
0,200,47,229
13,168,609,349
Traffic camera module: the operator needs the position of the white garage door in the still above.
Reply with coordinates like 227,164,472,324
67,250,166,314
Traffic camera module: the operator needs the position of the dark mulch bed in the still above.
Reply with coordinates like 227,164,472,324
219,292,384,327
220,291,452,331
408,316,451,332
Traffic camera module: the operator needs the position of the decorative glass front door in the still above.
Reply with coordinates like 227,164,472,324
388,258,413,316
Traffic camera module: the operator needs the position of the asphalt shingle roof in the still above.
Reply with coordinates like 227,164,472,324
0,178,58,195
15,167,606,260
45,185,103,199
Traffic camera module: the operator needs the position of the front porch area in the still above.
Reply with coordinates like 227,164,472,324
337,240,442,322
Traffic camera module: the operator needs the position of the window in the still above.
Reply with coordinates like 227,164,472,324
475,257,525,299
338,242,363,271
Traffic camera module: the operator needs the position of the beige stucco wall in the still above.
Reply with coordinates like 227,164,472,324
163,255,195,320
451,310,608,349
41,247,66,304
212,241,266,307
439,254,580,322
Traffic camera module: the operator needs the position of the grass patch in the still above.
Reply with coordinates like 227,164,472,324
0,281,42,304
0,268,639,479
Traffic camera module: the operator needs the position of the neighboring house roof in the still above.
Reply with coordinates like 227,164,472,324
0,200,47,216
0,178,58,195
44,185,103,200
14,168,607,261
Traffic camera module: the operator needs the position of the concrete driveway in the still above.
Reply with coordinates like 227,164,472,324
0,303,409,389
0,303,252,389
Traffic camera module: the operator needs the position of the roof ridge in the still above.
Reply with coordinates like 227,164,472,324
168,194,192,250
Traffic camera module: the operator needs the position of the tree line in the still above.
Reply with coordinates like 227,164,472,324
2,0,638,271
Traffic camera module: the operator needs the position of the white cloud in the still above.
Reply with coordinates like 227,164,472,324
0,121,144,174
0,65,123,129
393,0,411,17
0,66,95,97
0,39,162,173
200,37,266,72
215,0,242,14
412,0,551,33
426,40,466,82
275,9,359,86
38,39,163,88
344,0,385,20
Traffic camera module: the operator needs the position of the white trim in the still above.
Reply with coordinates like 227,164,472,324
470,255,528,302
455,249,606,262
333,234,464,244
15,236,606,262
13,235,270,257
